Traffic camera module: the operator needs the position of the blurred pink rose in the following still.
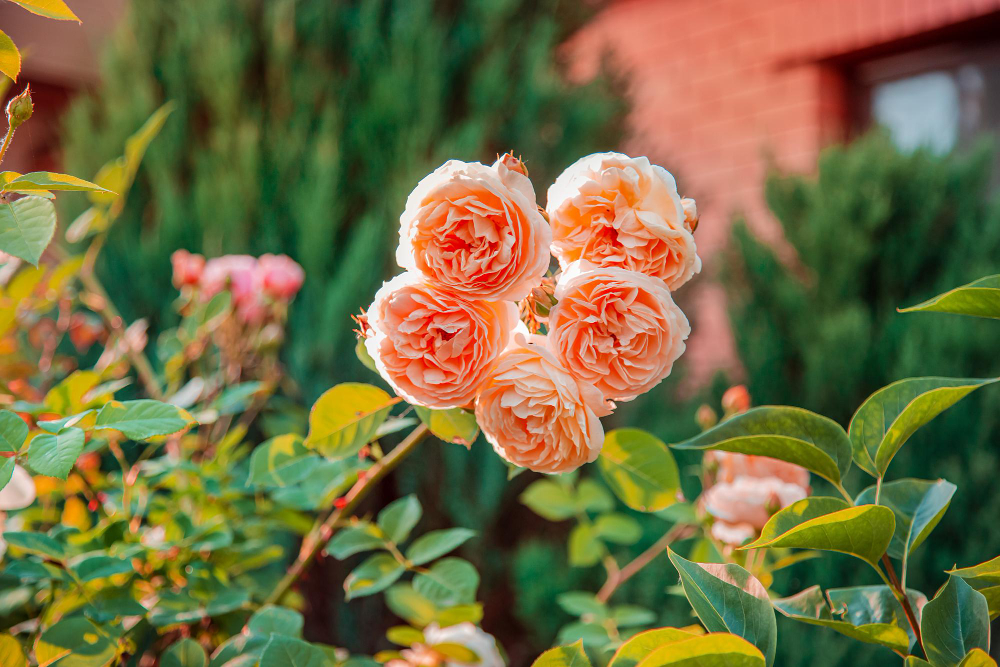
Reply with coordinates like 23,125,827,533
200,255,258,299
396,157,551,301
171,250,206,288
708,451,810,488
710,521,755,546
258,253,304,300
548,261,690,401
475,334,612,474
702,476,807,530
721,385,751,414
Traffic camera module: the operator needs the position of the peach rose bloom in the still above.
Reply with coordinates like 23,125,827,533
702,476,808,530
365,273,518,409
547,152,701,290
475,334,612,474
707,451,810,488
549,261,690,401
396,158,551,301
710,521,756,547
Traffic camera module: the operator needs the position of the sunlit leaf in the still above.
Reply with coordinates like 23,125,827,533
0,30,20,82
94,399,195,440
385,584,437,627
608,627,702,667
0,195,56,265
34,617,117,667
531,640,591,667
899,275,1000,319
3,172,111,193
162,638,208,667
248,435,317,488
959,649,998,667
520,480,577,521
344,553,405,601
849,377,996,477
667,549,777,665
599,429,680,512
636,633,766,666
414,406,479,447
855,478,956,559
7,0,80,21
921,576,990,667
304,383,398,459
44,370,100,415
568,523,602,567
673,406,852,485
740,497,895,567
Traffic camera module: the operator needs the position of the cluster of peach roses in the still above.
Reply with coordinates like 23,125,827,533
363,152,700,473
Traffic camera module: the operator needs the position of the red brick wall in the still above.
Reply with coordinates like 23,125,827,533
567,0,1000,387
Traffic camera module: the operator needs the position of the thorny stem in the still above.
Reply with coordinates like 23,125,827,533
596,523,697,603
881,554,923,655
261,423,430,607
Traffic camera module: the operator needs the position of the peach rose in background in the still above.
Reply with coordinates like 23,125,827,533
548,261,690,401
365,273,519,409
707,451,810,488
396,158,551,302
475,334,612,474
259,253,305,300
547,152,700,290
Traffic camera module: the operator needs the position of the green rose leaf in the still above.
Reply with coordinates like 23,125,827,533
94,399,195,441
304,383,398,459
667,549,777,665
673,406,852,486
385,584,438,627
773,585,919,652
162,638,208,667
414,406,479,447
4,172,111,193
344,553,405,600
594,513,642,545
633,633,766,666
405,528,476,566
0,195,56,266
413,557,479,607
520,480,577,521
0,458,15,493
377,495,422,544
3,531,65,559
531,640,592,667
921,576,990,667
327,522,386,560
68,554,133,582
598,429,680,512
948,555,1000,619
7,0,80,21
568,523,602,567
739,497,895,567
34,617,117,667
0,410,28,453
258,634,331,667
247,605,304,638
0,30,21,82
248,435,318,488
899,275,1000,320
27,427,85,479
855,478,956,559
556,592,607,619
848,377,997,477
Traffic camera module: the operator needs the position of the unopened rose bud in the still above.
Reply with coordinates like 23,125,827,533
681,197,699,233
721,385,751,415
696,404,717,431
6,86,32,130
499,152,528,177
171,249,206,288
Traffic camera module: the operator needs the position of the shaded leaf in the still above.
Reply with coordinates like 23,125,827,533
520,480,577,521
855,478,956,559
531,640,592,667
94,400,194,440
162,638,208,667
599,429,680,512
68,554,133,582
948,555,1000,620
247,606,303,638
556,591,606,619
922,576,990,667
248,435,317,488
594,513,642,545
258,635,331,667
377,495,421,544
0,410,28,453
0,196,56,265
413,558,479,607
344,553,404,600
27,427,85,479
34,617,117,667
405,528,476,566
568,523,602,567
899,275,1000,320
2,531,64,558
327,522,386,559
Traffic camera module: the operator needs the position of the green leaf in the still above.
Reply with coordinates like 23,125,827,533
212,382,265,415
386,625,425,647
37,410,93,434
68,554,133,582
598,429,680,512
4,172,111,193
247,606,304,638
667,549,777,665
520,480,578,521
531,640,592,667
921,576,990,667
27,427,85,479
3,532,65,560
414,406,479,447
594,513,642,545
673,406,852,485
635,633,766,666
413,557,479,607
7,0,80,21
124,102,175,177
855,478,956,559
612,605,656,628
568,524,602,567
948,555,1000,620
385,584,438,627
0,30,20,82
556,591,607,619
303,383,398,459
739,497,895,567
576,479,614,513
773,585,914,652
608,627,701,667
344,553,405,600
405,528,476,566
377,495,421,544
959,649,998,667
0,195,56,266
849,377,996,477
0,410,27,453
162,638,208,667
258,635,331,667
248,435,318,488
35,617,117,667
327,522,386,559
94,399,194,440
899,275,1000,319
0,458,16,493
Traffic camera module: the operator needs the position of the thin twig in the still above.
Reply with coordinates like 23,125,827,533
596,523,697,603
261,423,430,607
881,554,923,654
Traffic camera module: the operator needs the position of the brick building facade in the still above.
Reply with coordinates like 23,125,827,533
568,0,1000,386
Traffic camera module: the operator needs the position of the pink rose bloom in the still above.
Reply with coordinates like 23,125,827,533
365,273,519,409
548,261,690,401
475,334,612,474
396,158,551,301
200,255,258,300
702,476,808,530
171,250,206,288
547,152,701,290
710,521,756,547
708,451,811,488
258,253,304,300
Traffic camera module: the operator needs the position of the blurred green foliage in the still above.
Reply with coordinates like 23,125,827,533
723,131,1000,664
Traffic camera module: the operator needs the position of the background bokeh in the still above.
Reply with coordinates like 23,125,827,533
6,0,1000,664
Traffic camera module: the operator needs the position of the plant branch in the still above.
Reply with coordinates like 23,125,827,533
261,422,430,607
881,554,923,655
0,123,15,166
596,523,696,603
